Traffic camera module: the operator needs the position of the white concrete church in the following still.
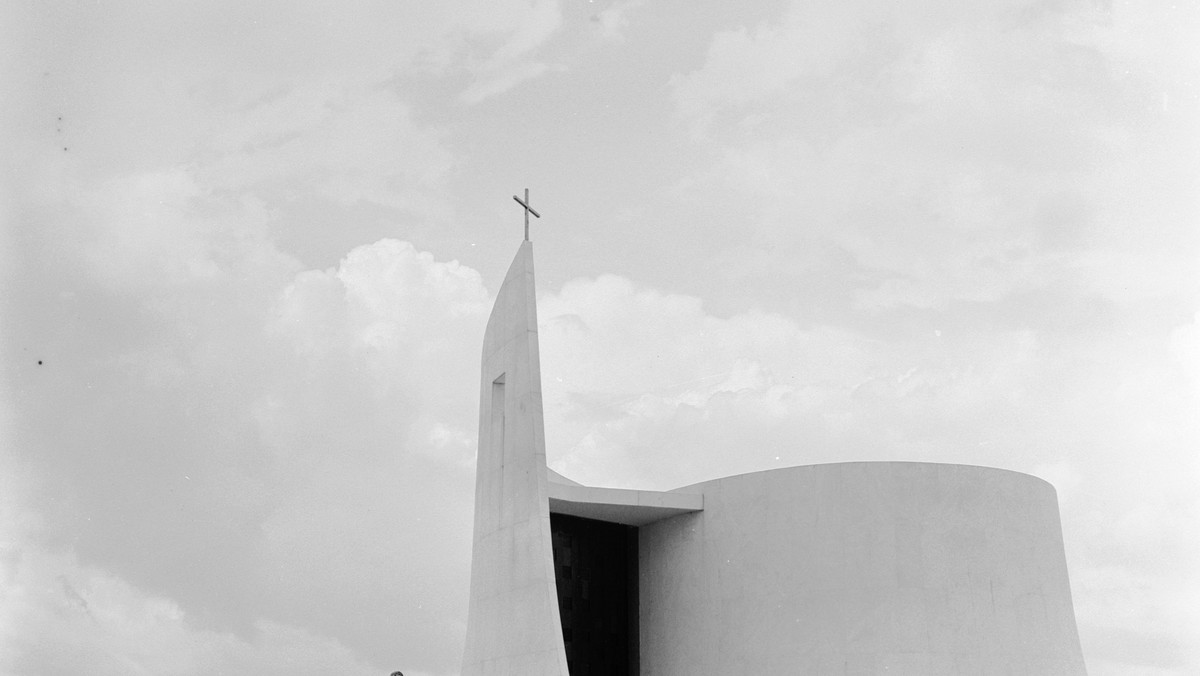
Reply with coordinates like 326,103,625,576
459,236,1088,675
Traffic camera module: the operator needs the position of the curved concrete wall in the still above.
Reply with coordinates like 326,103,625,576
460,243,569,676
639,462,1087,675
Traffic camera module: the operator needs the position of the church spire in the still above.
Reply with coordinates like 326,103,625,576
460,241,568,676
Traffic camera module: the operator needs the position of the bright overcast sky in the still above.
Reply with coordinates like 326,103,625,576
1,1,1197,675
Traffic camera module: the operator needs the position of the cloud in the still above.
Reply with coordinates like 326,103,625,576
479,0,564,69
1,6,492,664
669,0,883,139
233,240,490,668
460,61,565,105
457,0,565,104
660,0,1198,333
2,227,488,673
200,81,455,213
1073,500,1200,675
266,238,488,464
537,273,1046,487
273,239,488,357
592,0,645,42
1,547,385,676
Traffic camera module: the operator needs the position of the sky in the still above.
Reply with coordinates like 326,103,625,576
0,0,1197,674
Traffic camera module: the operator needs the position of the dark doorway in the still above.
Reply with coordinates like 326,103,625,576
550,514,638,676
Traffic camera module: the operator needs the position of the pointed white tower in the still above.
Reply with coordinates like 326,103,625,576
460,242,569,676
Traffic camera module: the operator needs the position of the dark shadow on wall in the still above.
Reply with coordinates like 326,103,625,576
551,514,639,676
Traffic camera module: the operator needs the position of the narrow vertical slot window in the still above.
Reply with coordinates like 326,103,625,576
491,374,505,456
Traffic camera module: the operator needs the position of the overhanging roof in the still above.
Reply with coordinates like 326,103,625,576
546,469,703,526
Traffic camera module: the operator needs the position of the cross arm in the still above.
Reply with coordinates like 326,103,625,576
512,195,541,218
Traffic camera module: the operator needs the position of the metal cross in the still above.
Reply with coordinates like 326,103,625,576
512,188,541,241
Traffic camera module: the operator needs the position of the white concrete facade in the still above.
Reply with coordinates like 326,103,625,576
461,244,1088,674
460,242,569,676
638,462,1088,675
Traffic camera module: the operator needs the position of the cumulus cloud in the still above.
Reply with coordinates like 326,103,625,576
1,7,490,666
266,238,487,463
537,273,1052,488
2,229,488,674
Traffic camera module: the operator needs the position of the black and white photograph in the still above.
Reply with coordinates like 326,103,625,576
1,1,1196,674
